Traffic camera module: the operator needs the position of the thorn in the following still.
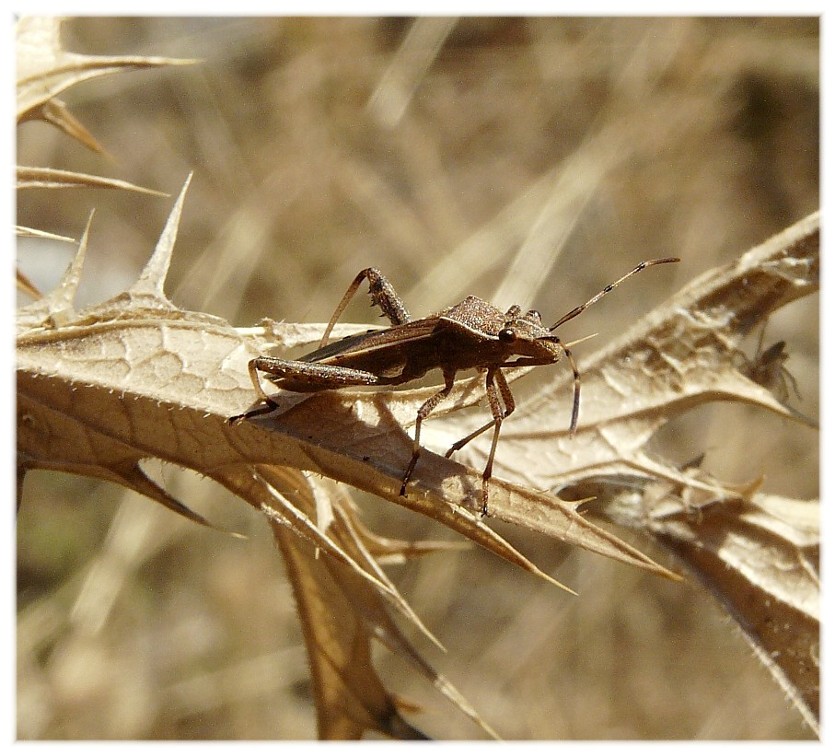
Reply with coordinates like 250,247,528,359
131,173,192,300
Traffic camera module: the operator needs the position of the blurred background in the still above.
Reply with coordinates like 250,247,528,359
16,17,819,739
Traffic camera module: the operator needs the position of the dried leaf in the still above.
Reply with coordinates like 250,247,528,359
444,212,818,494
14,182,495,736
16,17,199,125
261,473,496,739
272,508,427,739
17,180,676,584
440,212,820,730
17,179,683,738
640,486,819,734
18,174,817,735
17,166,167,195
17,269,43,300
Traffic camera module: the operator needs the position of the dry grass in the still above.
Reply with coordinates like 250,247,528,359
16,17,818,739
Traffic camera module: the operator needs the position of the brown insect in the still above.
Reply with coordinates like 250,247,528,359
230,258,679,515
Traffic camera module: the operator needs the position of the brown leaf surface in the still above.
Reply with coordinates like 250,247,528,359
17,178,817,734
642,487,819,732
259,472,497,739
15,183,548,737
440,212,820,730
17,179,676,582
444,212,818,491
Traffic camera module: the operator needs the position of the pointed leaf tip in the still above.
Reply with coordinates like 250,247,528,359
44,210,94,326
132,174,193,299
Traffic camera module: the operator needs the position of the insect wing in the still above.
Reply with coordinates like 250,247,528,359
300,318,437,364
299,329,379,363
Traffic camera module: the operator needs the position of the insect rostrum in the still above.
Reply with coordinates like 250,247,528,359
230,260,679,516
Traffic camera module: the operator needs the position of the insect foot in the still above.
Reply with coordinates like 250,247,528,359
232,258,679,516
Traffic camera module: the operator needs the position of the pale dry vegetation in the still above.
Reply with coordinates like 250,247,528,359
16,17,818,739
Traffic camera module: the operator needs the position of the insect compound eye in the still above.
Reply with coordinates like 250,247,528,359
498,327,516,342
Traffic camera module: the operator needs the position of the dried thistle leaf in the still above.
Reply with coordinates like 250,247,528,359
272,510,428,739
17,269,43,300
444,212,818,495
16,180,682,736
641,486,819,734
16,16,199,126
17,166,167,195
19,175,816,735
17,180,675,587
14,182,575,737
438,212,820,730
260,474,497,739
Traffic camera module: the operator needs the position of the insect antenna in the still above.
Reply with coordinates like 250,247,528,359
563,339,581,434
546,257,678,435
549,257,679,331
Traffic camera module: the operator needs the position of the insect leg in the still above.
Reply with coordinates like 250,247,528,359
320,268,411,348
444,418,497,459
252,356,385,389
228,358,283,424
445,366,522,460
229,357,382,424
480,369,515,516
500,344,581,434
400,368,456,497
